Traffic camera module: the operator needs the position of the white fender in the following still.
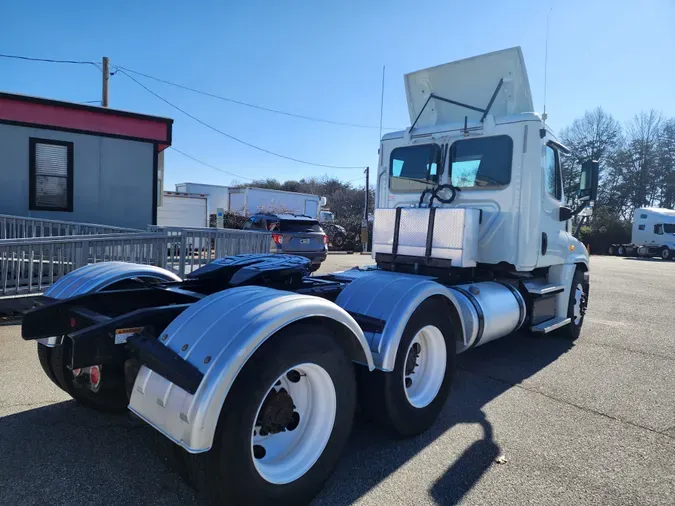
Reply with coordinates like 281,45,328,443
128,286,373,454
45,261,181,299
335,271,473,368
39,262,181,346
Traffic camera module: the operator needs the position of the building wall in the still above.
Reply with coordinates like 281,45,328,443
0,123,155,229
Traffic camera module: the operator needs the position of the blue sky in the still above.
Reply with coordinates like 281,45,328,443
2,0,674,191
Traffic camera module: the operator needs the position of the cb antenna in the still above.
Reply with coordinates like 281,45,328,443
542,7,553,126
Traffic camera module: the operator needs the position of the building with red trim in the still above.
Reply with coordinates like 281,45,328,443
0,92,173,229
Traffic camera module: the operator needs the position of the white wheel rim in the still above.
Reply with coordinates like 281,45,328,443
573,283,584,325
251,363,336,485
403,325,447,408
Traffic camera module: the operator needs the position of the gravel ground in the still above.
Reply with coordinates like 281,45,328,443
1,255,674,505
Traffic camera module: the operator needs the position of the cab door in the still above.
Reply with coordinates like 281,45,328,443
537,142,568,266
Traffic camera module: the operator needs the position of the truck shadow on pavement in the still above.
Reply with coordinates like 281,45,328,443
0,333,573,506
314,333,575,506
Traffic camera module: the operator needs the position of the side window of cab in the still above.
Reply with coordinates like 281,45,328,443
545,145,562,201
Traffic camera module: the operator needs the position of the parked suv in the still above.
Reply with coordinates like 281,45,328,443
242,213,328,271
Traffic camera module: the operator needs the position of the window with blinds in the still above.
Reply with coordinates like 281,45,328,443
29,138,74,211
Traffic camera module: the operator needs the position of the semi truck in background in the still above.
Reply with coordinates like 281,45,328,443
228,187,326,219
23,47,597,506
174,183,331,223
608,207,675,259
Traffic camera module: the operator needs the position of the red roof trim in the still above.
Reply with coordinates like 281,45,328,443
0,92,172,147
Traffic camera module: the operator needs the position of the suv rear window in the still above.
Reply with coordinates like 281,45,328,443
278,220,323,233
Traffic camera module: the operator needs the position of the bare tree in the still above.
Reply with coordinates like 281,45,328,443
559,107,623,208
616,110,663,216
656,118,675,208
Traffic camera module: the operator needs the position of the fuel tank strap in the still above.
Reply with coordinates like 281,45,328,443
495,281,526,330
451,286,485,347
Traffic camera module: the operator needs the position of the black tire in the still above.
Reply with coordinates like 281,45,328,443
356,298,457,437
332,232,346,250
37,343,61,390
660,246,672,260
50,338,128,412
185,322,356,506
554,268,588,341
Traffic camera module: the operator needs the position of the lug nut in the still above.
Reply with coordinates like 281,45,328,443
181,344,188,352
253,445,266,459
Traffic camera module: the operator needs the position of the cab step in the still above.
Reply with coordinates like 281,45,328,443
531,316,571,334
522,281,565,296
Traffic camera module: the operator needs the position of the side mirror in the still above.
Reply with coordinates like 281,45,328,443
559,206,573,221
578,160,599,202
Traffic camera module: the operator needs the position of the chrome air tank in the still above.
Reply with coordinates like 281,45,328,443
450,281,526,353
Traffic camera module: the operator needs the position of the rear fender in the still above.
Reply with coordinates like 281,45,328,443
335,271,471,368
38,262,181,346
128,286,373,453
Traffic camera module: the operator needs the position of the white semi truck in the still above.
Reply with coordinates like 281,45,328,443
608,207,675,259
228,187,326,219
22,47,596,506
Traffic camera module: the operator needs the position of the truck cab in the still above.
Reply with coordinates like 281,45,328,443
375,47,589,272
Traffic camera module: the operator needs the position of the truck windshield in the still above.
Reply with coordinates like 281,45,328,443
389,144,442,193
449,135,513,188
664,224,675,234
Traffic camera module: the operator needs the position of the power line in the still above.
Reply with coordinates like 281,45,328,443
0,53,99,69
169,147,254,181
119,69,363,170
117,65,400,131
346,175,366,184
1,52,400,131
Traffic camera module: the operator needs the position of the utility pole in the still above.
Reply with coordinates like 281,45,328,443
102,56,109,107
362,166,369,253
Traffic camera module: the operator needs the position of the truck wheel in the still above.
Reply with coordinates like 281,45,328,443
608,245,615,256
617,246,625,256
555,268,588,341
49,338,128,412
332,232,345,250
660,246,672,260
187,322,356,506
37,343,61,389
356,299,456,437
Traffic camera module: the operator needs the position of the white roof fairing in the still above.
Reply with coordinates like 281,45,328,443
404,47,534,128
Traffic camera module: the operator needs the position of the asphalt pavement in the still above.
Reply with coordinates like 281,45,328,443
1,255,674,505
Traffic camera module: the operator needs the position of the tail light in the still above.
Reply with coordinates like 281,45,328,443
272,234,283,245
89,365,101,388
323,235,328,245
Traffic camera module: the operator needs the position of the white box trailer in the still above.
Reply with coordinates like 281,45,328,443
157,191,209,228
175,182,229,217
608,207,675,259
228,187,324,219
24,47,598,506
